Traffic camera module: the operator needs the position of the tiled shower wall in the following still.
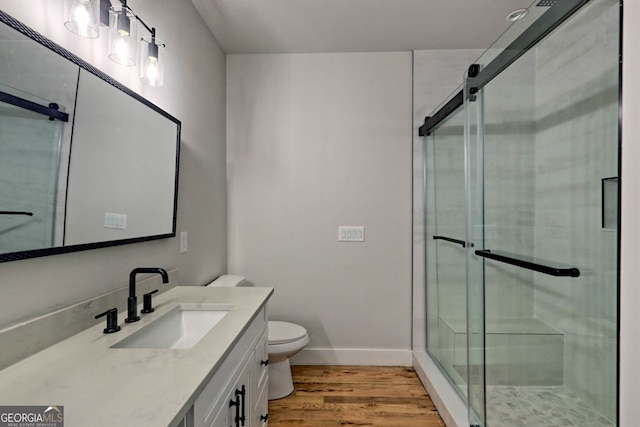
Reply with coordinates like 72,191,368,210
532,0,619,421
481,53,537,320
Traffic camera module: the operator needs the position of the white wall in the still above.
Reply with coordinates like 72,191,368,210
0,0,227,328
620,1,640,424
227,52,413,365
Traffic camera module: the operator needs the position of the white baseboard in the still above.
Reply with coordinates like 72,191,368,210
290,348,413,366
413,351,467,427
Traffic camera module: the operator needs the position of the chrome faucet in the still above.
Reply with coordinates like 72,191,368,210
125,267,169,323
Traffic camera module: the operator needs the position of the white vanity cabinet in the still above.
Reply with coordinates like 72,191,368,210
193,307,269,427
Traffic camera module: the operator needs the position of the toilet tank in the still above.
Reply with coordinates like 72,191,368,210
206,275,253,287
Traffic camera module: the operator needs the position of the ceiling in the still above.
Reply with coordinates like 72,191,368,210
189,0,536,54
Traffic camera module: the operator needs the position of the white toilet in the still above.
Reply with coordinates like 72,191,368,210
207,275,310,400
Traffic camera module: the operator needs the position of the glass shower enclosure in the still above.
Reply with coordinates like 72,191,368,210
421,0,619,426
0,83,67,253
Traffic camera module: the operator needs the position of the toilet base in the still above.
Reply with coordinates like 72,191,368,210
268,358,295,400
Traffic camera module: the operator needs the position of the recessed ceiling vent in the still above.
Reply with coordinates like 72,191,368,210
536,0,557,6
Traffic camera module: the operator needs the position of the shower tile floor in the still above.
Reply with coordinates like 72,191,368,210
486,386,614,427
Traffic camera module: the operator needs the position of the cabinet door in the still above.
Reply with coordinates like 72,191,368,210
207,399,229,427
228,358,252,427
253,328,269,393
194,308,267,427
252,328,269,427
177,406,195,427
254,379,269,427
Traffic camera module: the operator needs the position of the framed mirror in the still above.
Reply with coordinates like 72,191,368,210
0,11,180,262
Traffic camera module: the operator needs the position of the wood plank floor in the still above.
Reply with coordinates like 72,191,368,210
268,366,445,426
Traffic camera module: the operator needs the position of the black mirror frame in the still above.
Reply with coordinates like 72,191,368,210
0,10,181,263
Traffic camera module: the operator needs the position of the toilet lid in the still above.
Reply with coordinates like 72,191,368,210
268,321,307,344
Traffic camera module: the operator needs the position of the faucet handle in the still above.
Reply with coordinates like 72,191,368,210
95,308,121,334
141,289,159,314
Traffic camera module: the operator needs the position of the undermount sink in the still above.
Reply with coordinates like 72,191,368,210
111,304,230,349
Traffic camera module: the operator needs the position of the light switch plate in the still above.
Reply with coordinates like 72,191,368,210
180,231,188,253
338,226,365,242
104,212,127,229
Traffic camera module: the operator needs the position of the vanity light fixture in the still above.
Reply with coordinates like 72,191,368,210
140,29,165,86
64,0,100,38
108,1,137,66
63,0,166,86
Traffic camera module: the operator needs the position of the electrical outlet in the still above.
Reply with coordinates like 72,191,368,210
104,212,127,229
180,231,188,253
338,226,365,242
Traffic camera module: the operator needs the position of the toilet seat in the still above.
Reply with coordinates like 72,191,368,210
268,321,307,344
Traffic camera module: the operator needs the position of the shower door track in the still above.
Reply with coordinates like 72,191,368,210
419,0,591,137
0,91,69,122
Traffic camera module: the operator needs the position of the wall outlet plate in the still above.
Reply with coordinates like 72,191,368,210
104,212,127,229
338,226,365,242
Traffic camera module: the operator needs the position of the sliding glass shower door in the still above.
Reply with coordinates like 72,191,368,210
423,0,619,426
0,83,65,252
469,1,619,425
424,104,468,398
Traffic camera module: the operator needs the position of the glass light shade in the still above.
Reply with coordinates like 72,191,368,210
108,5,137,66
64,0,100,38
140,36,165,86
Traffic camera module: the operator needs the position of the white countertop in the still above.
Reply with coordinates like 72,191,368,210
0,286,273,426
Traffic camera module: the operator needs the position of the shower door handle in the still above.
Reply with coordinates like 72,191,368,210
475,249,580,277
433,235,473,248
0,211,33,216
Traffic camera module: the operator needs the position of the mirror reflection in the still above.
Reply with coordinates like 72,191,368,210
0,12,180,262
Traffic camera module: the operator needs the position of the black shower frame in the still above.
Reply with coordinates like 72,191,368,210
0,91,69,122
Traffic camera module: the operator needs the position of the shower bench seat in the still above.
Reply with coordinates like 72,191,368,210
437,316,564,386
